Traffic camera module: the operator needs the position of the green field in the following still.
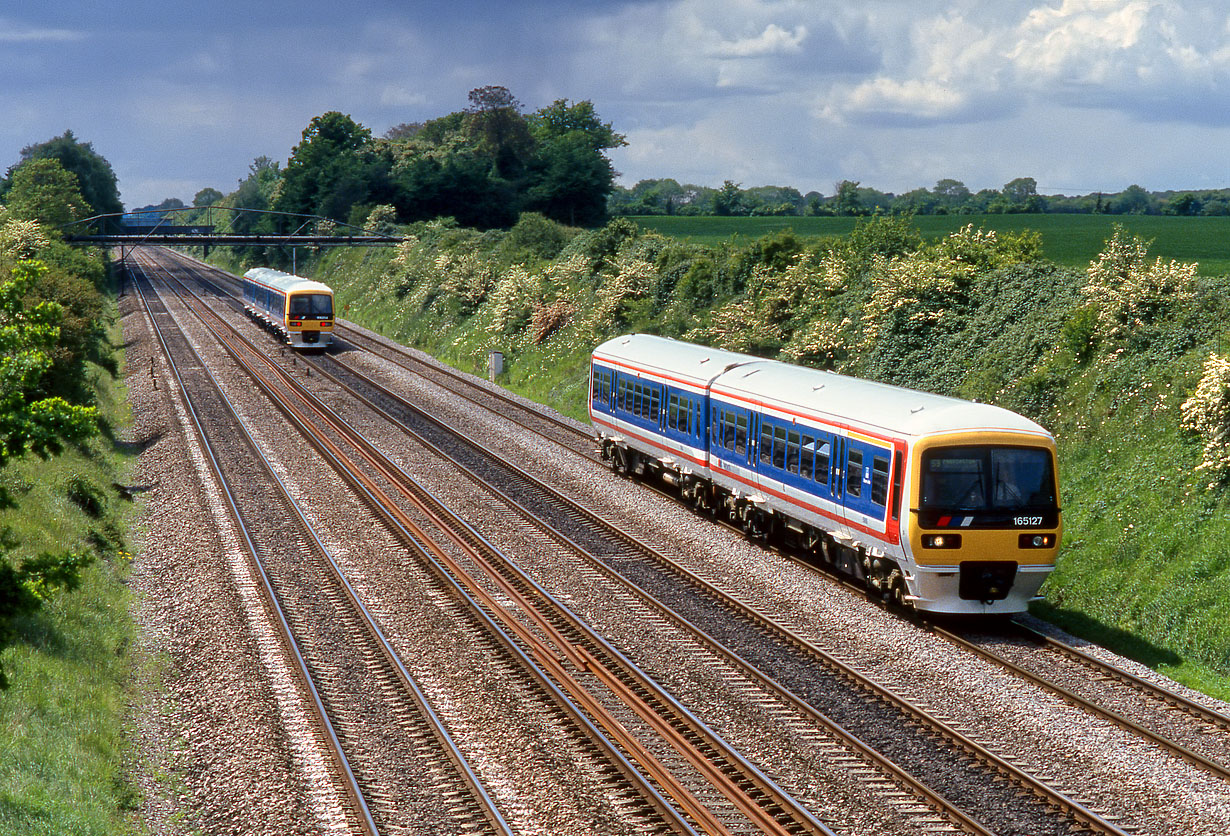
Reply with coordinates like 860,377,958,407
631,214,1230,275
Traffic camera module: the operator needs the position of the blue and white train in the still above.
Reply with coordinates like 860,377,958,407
589,334,1062,615
241,268,335,349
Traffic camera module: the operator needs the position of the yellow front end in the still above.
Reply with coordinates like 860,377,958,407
904,431,1061,614
285,290,335,348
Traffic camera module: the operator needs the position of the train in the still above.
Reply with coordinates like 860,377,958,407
589,334,1061,616
241,268,335,349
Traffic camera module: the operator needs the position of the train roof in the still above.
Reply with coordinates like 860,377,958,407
593,333,760,389
713,359,1049,440
243,267,332,295
595,334,1051,441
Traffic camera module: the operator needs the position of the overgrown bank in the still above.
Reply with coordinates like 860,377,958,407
0,260,140,833
231,213,1230,698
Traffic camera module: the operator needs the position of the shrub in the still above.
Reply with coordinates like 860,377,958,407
530,298,576,344
0,218,50,259
589,251,657,334
1083,225,1198,342
1180,353,1230,482
499,212,576,262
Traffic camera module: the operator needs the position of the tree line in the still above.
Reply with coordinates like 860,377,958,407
152,86,626,245
609,176,1230,218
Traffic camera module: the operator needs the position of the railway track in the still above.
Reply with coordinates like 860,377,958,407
135,250,838,835
295,339,1135,836
128,259,512,836
933,620,1230,782
139,246,1230,833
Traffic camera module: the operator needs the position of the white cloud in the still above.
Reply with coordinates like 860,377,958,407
0,18,84,43
813,1,1230,128
379,86,428,108
710,23,808,58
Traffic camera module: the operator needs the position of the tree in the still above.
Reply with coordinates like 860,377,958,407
465,86,533,179
526,99,626,226
1000,177,1043,212
933,178,971,209
193,188,224,207
713,180,745,216
525,133,615,226
275,112,377,222
530,99,625,152
1164,193,1201,216
0,258,100,688
1115,184,1154,215
3,159,89,230
3,131,122,219
833,179,863,216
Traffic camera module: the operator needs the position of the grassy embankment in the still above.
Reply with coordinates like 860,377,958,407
272,213,1230,700
0,276,142,834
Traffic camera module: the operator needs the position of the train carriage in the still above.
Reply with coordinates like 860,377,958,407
241,268,334,349
590,334,1061,616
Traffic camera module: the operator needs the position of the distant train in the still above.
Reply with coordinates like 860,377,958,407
241,268,334,349
589,334,1061,615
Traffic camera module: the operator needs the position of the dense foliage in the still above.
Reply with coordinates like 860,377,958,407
202,87,624,251
0,154,113,688
0,131,122,222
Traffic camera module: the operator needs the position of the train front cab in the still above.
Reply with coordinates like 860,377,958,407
904,432,1061,614
285,288,334,349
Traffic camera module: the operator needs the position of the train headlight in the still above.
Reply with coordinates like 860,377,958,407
1018,533,1055,549
922,534,962,549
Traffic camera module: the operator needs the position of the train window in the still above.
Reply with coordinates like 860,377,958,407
871,455,889,506
800,434,815,479
287,295,327,317
649,386,661,422
786,430,801,474
815,440,831,483
891,456,903,520
773,426,787,470
668,393,692,434
735,414,748,455
846,449,863,498
759,423,774,465
601,372,611,402
290,294,332,317
722,412,737,451
921,446,1055,510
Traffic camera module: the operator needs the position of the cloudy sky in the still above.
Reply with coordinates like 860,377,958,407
3,0,1228,209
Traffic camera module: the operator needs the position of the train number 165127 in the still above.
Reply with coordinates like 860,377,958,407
1013,516,1044,527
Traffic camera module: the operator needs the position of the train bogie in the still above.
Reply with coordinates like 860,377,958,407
590,334,1062,616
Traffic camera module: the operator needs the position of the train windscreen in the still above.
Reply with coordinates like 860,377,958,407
920,446,1055,512
289,293,333,318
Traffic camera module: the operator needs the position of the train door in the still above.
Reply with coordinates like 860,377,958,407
831,436,850,537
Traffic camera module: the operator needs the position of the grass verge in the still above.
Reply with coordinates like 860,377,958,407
0,285,143,835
